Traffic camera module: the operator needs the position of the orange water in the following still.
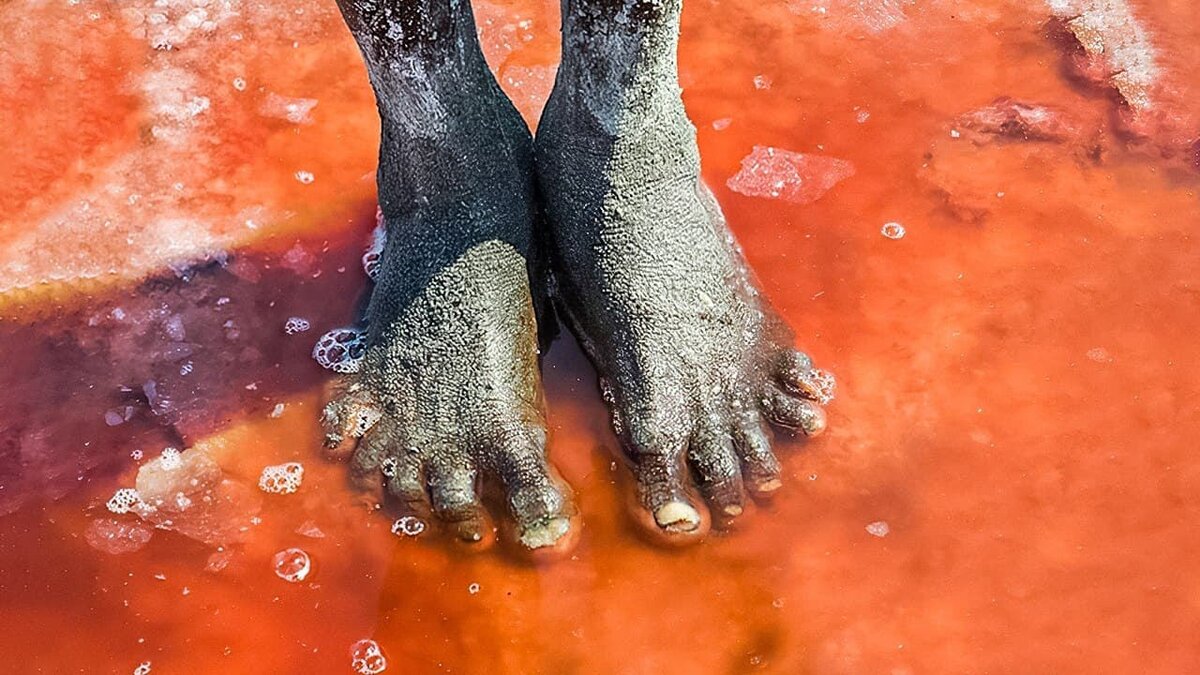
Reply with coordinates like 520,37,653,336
2,0,1200,673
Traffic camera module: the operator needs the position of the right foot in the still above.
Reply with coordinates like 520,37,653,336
322,0,574,552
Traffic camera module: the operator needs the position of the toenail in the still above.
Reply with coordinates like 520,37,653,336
520,517,571,549
754,478,782,493
722,504,744,517
802,406,828,436
654,501,701,531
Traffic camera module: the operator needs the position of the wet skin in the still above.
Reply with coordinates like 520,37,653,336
325,0,834,549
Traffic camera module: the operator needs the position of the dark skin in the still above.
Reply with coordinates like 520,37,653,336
323,0,834,551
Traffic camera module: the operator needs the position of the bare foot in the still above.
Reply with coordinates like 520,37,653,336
323,0,574,551
535,0,834,540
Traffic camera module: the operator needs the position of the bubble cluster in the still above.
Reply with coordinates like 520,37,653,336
272,548,312,582
350,639,387,674
258,462,305,495
865,521,890,537
390,516,426,538
294,170,315,184
130,449,144,461
312,327,367,374
107,488,144,514
133,662,152,675
881,222,906,239
379,456,398,478
284,317,311,335
802,368,838,406
362,213,387,281
159,447,182,470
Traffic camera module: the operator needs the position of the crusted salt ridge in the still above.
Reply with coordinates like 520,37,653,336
1048,0,1158,111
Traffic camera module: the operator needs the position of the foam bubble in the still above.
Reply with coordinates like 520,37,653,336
362,215,387,281
390,516,426,538
881,222,906,240
133,662,152,675
350,639,387,674
159,447,182,470
272,548,311,582
312,327,367,374
379,456,398,477
107,488,144,514
468,582,481,594
283,317,311,335
258,462,304,495
294,170,314,184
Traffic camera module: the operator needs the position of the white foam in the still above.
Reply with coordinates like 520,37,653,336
272,547,311,582
390,516,426,537
312,327,367,374
258,462,304,495
350,639,387,674
284,317,311,335
107,488,144,514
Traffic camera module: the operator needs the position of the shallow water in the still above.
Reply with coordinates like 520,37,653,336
3,0,1200,672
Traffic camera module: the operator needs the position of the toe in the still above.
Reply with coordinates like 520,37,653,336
491,432,576,551
385,449,430,516
321,382,384,460
732,413,783,495
627,440,706,538
348,425,396,490
761,384,828,436
775,349,836,405
426,458,489,544
688,420,745,520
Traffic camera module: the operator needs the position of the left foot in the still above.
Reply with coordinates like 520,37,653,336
535,0,834,539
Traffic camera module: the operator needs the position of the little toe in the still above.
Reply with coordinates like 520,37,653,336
761,384,828,437
492,436,576,552
688,423,746,521
775,349,836,406
426,459,490,544
348,425,396,490
732,414,783,495
321,384,384,460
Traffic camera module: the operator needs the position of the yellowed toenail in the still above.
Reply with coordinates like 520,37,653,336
654,501,700,531
723,504,744,517
755,478,782,493
520,517,570,549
